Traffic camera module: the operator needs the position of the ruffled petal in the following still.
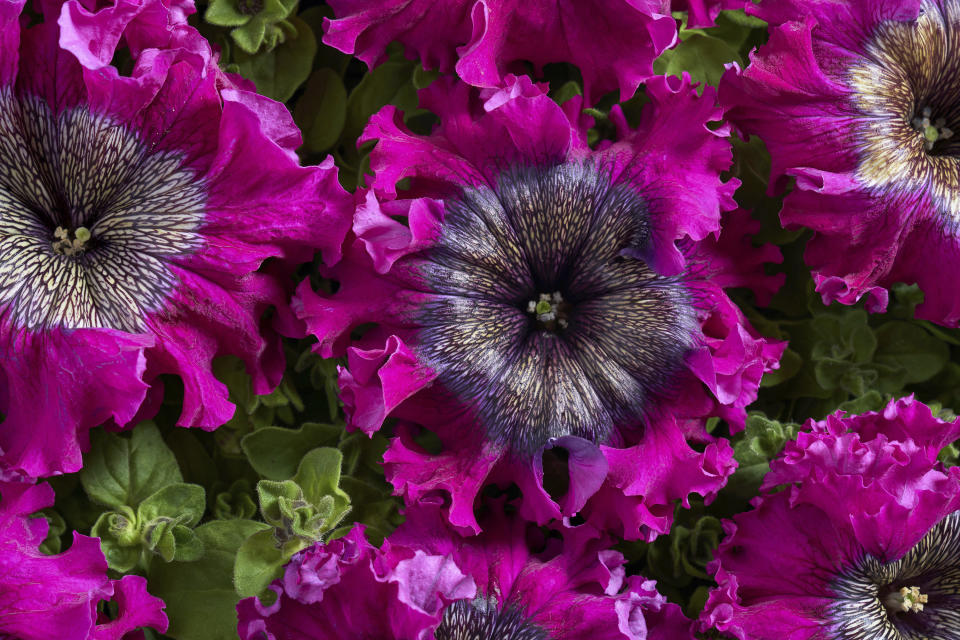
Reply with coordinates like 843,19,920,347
603,75,738,275
324,0,675,104
0,326,151,477
93,576,169,640
585,418,736,540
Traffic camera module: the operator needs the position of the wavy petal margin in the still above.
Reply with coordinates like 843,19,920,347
323,0,676,104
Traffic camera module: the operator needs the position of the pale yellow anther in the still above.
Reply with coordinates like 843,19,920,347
884,586,929,614
912,107,954,151
52,225,92,256
526,291,568,328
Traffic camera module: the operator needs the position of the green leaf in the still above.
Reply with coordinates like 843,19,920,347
80,422,182,509
293,448,351,524
412,65,439,89
550,80,582,106
342,59,417,144
138,483,206,529
810,310,875,363
940,439,960,468
147,520,271,640
720,8,766,28
231,16,270,54
214,480,259,520
256,479,303,528
109,484,208,565
653,33,742,89
171,527,206,562
204,0,250,28
837,390,887,415
143,518,184,562
165,429,219,495
91,506,142,572
887,282,925,320
234,527,306,597
233,15,317,101
734,414,800,466
36,509,66,555
874,322,949,384
333,476,402,545
760,347,802,387
241,422,341,481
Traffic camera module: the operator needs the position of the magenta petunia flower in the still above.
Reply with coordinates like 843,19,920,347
721,0,960,325
237,501,695,639
295,74,783,539
701,396,960,640
322,0,677,104
0,480,168,640
0,0,352,477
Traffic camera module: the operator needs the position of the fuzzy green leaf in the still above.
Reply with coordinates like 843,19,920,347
138,483,206,529
148,520,271,640
293,68,348,153
233,15,316,101
231,17,270,54
214,480,258,520
36,509,66,555
80,422,182,509
234,527,308,597
294,448,351,523
874,321,949,384
204,0,250,27
91,506,142,572
256,479,303,528
241,422,341,481
760,347,802,387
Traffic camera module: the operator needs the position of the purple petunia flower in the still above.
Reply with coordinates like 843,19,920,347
721,0,960,326
701,395,960,640
295,74,784,539
237,501,695,639
0,0,352,477
322,0,678,104
0,479,168,639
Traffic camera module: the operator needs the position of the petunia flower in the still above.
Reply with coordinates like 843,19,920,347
322,0,678,104
0,0,352,477
721,0,960,326
0,480,168,640
237,500,695,639
295,74,783,539
701,395,960,640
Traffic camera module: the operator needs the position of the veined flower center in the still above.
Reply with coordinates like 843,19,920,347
828,511,960,639
435,596,548,640
0,91,205,332
415,162,697,457
850,0,960,226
